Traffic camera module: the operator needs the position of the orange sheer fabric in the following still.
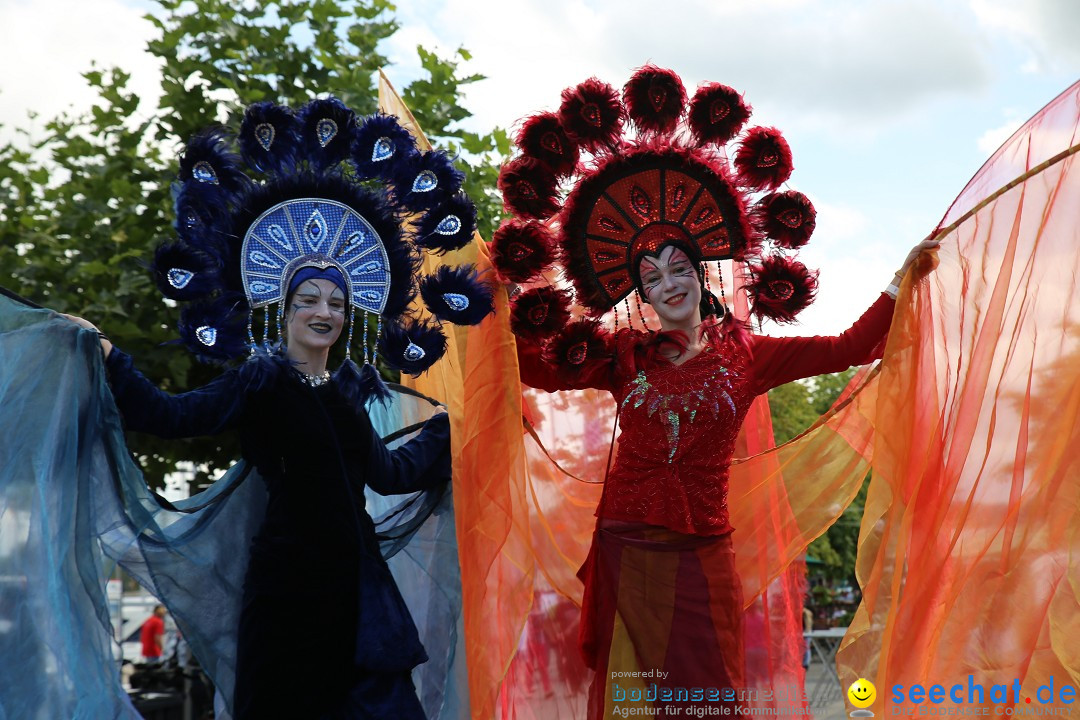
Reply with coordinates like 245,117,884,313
836,79,1080,712
380,73,542,720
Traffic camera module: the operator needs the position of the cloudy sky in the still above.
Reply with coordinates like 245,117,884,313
2,0,1079,335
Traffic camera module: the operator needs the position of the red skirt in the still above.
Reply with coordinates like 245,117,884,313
579,519,745,718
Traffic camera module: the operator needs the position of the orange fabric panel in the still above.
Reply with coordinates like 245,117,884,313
838,79,1080,713
380,73,535,720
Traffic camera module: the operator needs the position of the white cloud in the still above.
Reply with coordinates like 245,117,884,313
977,116,1023,156
805,197,869,246
0,0,160,144
391,0,630,135
605,0,992,122
402,0,993,136
971,0,1080,70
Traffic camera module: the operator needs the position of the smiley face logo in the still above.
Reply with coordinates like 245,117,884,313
847,678,877,708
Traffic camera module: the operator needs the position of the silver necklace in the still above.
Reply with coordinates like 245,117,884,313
293,368,331,387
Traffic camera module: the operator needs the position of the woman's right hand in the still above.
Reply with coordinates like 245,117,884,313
897,235,942,278
59,313,113,357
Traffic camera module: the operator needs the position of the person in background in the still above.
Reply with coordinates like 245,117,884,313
140,605,167,663
803,604,814,669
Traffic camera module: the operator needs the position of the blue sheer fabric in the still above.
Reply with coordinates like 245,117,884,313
0,294,467,719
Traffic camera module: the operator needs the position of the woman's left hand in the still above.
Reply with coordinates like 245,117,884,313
58,313,113,357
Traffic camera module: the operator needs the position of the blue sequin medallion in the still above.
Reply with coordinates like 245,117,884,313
196,325,217,347
267,225,292,252
372,137,393,162
316,118,338,147
167,268,194,289
304,210,328,252
249,251,281,269
192,161,219,185
255,123,275,151
443,293,469,312
435,215,461,235
351,260,383,276
412,170,438,193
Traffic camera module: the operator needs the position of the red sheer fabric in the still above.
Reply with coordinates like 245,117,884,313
501,274,892,720
837,80,1080,712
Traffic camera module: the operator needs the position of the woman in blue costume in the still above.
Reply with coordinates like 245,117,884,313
32,98,490,719
68,268,449,718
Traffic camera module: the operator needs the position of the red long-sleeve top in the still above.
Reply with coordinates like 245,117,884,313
517,294,895,536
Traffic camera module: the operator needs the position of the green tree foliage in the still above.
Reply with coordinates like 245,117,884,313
768,368,865,583
809,367,857,416
0,0,507,486
767,380,820,445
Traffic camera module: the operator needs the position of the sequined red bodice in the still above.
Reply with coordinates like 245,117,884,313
601,339,752,534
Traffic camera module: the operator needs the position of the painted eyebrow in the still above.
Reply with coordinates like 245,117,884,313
296,280,323,297
643,261,690,274
330,288,345,301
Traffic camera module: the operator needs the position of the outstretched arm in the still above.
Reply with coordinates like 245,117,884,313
749,294,895,394
749,236,940,394
59,313,249,438
103,348,250,438
365,410,452,496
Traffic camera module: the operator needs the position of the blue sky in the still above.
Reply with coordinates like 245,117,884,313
2,0,1078,335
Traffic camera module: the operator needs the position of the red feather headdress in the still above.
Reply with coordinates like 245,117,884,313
493,66,820,332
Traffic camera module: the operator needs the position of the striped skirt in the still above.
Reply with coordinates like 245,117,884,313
579,519,746,718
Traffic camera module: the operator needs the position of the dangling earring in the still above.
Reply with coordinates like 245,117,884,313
362,311,370,365
277,302,285,347
345,307,355,361
246,308,256,356
634,290,650,331
717,264,730,319
263,306,270,350
702,262,725,319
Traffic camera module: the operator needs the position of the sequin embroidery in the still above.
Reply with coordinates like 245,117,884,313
619,361,737,462
598,333,753,534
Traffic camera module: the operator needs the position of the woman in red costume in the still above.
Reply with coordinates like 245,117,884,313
492,66,938,717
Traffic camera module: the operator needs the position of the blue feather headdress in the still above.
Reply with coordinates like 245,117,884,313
154,97,490,402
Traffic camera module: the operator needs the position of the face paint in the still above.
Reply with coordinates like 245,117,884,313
284,278,346,352
638,246,702,329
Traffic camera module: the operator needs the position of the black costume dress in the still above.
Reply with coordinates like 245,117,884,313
105,349,451,719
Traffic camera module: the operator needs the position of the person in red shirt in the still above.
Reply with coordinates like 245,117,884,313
140,605,167,663
494,66,940,719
